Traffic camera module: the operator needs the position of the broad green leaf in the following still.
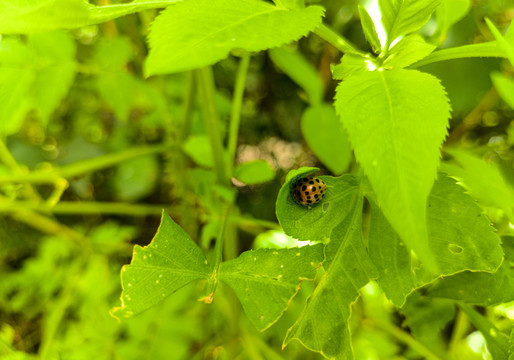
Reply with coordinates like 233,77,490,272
486,18,514,67
183,135,214,168
331,54,369,80
427,237,514,306
400,292,455,341
284,196,378,359
0,31,76,134
111,212,209,319
96,72,139,122
358,5,382,53
276,167,360,241
459,303,510,360
510,328,514,360
145,0,324,75
434,0,470,41
93,37,134,70
0,0,182,34
383,34,436,69
335,69,451,272
379,0,441,48
234,159,276,185
441,149,514,221
491,72,514,109
301,105,352,175
269,47,324,105
368,174,504,307
219,245,323,331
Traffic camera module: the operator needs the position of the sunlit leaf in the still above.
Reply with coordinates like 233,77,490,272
301,105,352,175
284,196,378,359
383,34,436,69
335,69,451,272
145,0,324,75
491,72,514,110
111,212,210,319
434,0,470,41
0,0,181,34
219,245,323,330
368,174,503,306
358,5,381,53
379,0,441,47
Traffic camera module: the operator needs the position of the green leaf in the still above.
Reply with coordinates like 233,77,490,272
335,69,451,272
276,167,360,241
459,303,510,360
441,149,514,221
183,135,214,168
491,72,514,109
0,0,182,34
368,174,504,307
284,196,378,359
96,72,139,122
434,0,470,40
0,31,77,134
331,54,369,80
510,328,514,360
219,245,323,331
427,237,514,306
358,5,382,53
485,18,514,67
269,46,324,105
145,0,324,75
111,212,210,319
234,159,276,185
383,34,436,69
400,292,455,341
379,0,441,47
301,105,352,175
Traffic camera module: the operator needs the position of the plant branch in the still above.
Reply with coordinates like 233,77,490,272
369,318,448,360
0,143,171,184
314,24,367,56
410,42,504,68
227,53,251,176
196,67,230,185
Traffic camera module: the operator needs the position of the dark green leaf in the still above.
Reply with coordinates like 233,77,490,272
276,167,360,241
368,174,504,306
335,69,451,272
284,196,378,359
145,0,324,75
219,245,323,330
111,212,210,319
301,105,352,175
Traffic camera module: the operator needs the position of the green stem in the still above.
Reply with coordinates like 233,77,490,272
449,308,469,354
370,319,448,360
199,205,231,303
314,24,367,56
227,53,251,176
180,71,196,142
410,41,504,68
0,143,171,184
196,67,229,185
0,200,169,216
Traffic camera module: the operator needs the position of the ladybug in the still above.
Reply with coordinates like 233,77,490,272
291,176,326,206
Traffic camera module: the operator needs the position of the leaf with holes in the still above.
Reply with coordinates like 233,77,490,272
111,212,210,319
219,245,323,331
368,174,503,307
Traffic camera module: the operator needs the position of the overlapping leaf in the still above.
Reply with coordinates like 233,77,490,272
145,0,324,75
368,174,503,306
335,69,451,272
219,245,323,330
284,196,378,359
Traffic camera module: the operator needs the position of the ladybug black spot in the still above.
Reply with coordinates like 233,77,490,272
302,185,307,191
309,180,314,184
314,194,318,199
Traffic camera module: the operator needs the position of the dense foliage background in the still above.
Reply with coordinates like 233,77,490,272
0,0,513,359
